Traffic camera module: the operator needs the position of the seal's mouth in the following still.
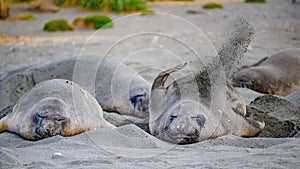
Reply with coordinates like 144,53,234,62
170,133,201,144
177,137,199,144
166,125,202,144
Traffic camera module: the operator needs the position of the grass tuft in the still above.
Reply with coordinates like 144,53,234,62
203,2,223,9
84,14,113,29
245,0,266,3
53,0,150,12
73,14,113,29
55,0,77,7
9,13,37,21
44,19,74,32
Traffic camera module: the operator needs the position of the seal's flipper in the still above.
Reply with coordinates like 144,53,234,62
150,63,186,134
0,116,8,133
236,118,265,137
152,63,187,90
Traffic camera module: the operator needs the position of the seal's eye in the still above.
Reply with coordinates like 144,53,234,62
129,93,147,111
239,80,252,88
168,115,177,123
193,114,206,128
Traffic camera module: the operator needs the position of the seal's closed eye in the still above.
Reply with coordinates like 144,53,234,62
168,115,177,123
33,113,45,125
193,114,206,129
239,80,252,88
130,93,148,112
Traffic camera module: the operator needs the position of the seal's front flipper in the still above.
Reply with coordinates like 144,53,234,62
152,63,187,90
237,118,265,137
150,63,187,134
0,116,8,133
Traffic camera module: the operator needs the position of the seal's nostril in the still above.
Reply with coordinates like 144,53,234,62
195,129,200,136
36,127,46,137
186,129,200,137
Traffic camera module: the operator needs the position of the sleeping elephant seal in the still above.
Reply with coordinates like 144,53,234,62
0,79,115,140
0,57,150,118
232,48,300,96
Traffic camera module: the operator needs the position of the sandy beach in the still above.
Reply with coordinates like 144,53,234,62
0,0,300,168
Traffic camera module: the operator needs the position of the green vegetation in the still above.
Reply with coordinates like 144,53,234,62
203,3,223,9
108,0,148,12
10,0,32,2
9,0,34,3
84,14,113,29
54,0,77,7
73,14,113,29
149,0,194,1
245,0,266,3
10,12,37,21
54,0,150,13
44,19,74,32
78,0,104,10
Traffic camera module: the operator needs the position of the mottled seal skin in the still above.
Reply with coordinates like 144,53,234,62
149,65,264,144
232,48,300,96
0,79,115,140
0,57,150,118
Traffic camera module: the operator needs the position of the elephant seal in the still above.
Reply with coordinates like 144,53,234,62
0,79,115,140
149,18,264,144
149,64,264,144
0,57,150,118
232,48,300,96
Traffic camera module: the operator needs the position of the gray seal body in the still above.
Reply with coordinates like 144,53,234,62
232,48,300,96
149,18,264,144
149,65,264,144
0,79,115,140
0,57,150,118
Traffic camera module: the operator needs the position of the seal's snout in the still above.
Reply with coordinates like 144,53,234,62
31,98,68,139
33,112,66,139
176,121,185,131
186,128,200,137
175,119,201,137
35,126,47,138
168,114,203,141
